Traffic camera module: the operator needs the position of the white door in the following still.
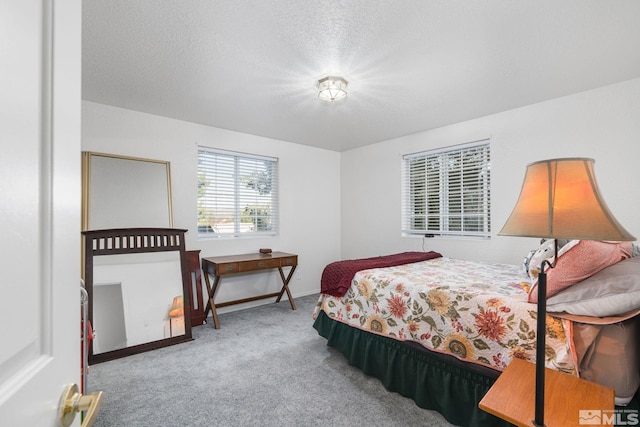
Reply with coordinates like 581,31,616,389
0,1,82,426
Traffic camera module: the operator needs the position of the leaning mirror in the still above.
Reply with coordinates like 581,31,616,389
82,152,173,230
81,152,191,364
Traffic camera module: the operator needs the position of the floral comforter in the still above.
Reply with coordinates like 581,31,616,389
312,257,576,375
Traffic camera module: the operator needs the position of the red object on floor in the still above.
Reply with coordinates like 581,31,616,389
81,320,93,392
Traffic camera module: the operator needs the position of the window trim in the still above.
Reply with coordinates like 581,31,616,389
401,139,491,238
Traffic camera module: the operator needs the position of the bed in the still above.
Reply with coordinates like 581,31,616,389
312,242,640,427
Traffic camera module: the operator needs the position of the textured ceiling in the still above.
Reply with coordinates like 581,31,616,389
82,1,640,152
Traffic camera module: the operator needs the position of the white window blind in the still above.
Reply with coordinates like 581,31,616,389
197,146,278,238
402,140,491,238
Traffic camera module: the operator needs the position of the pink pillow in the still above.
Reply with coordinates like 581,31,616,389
528,240,632,303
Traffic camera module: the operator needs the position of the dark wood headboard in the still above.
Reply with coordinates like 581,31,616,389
82,228,192,364
84,228,186,255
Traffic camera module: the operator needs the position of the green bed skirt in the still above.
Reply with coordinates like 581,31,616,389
313,310,513,427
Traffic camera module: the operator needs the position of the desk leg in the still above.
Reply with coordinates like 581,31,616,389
203,272,222,329
275,265,297,310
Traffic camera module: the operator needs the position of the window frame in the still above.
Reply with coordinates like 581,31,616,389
197,146,279,239
401,139,491,238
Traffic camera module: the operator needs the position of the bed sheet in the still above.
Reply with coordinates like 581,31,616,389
313,257,576,375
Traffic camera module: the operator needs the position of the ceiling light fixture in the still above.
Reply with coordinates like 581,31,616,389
317,76,348,102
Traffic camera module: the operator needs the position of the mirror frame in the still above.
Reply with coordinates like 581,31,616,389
81,151,174,231
83,228,192,364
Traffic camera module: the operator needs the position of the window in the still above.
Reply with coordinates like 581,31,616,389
402,140,491,238
197,147,278,238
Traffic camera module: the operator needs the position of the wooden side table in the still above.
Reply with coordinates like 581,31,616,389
201,251,298,329
479,357,614,427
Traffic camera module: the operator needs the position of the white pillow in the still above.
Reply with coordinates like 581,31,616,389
547,257,640,317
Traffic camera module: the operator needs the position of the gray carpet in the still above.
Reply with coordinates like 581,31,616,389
88,294,455,426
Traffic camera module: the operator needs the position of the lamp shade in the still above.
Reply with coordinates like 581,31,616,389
169,295,184,317
499,158,634,241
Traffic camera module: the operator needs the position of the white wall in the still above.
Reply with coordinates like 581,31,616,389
83,77,640,312
341,78,640,265
82,102,341,313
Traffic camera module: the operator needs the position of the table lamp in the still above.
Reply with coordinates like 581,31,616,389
499,157,635,427
169,295,184,317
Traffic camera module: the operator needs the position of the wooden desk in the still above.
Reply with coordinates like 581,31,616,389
201,252,297,329
479,357,614,427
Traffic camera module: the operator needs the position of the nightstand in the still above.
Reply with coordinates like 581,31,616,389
479,357,614,427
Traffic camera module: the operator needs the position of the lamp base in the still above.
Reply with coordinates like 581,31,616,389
533,267,549,427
